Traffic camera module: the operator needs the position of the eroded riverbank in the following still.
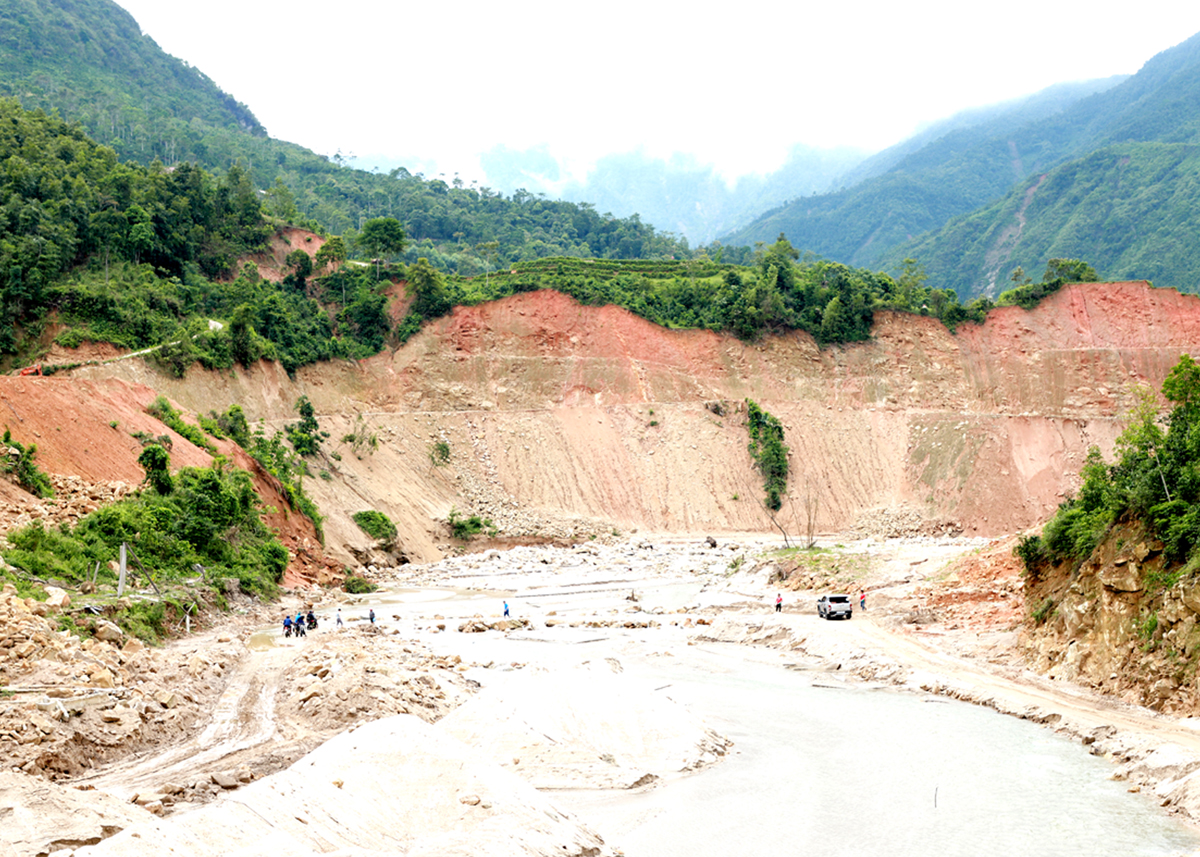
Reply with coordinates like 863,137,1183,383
7,535,1200,855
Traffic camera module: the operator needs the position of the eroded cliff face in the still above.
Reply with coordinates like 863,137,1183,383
44,280,1200,566
1022,521,1200,714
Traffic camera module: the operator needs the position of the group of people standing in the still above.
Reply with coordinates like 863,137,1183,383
283,610,318,637
283,607,374,637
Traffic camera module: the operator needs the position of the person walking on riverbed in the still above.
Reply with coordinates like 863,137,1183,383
503,601,510,618
859,589,866,612
775,594,782,613
336,608,343,629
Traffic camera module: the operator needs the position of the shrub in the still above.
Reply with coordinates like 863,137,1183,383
745,400,788,511
352,510,397,542
343,575,377,594
137,444,174,495
447,506,494,539
286,396,328,456
1013,534,1046,576
1,428,54,498
1041,503,1108,563
146,397,216,453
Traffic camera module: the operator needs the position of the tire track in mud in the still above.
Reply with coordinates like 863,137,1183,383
75,645,294,799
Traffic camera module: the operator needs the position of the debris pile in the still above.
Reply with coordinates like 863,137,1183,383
0,476,133,537
0,583,238,780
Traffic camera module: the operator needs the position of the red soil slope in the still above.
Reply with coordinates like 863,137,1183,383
55,281,1200,565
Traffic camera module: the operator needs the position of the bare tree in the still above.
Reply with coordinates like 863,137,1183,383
799,476,820,549
741,469,793,548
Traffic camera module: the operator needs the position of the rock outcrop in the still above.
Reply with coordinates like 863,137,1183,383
1023,520,1200,713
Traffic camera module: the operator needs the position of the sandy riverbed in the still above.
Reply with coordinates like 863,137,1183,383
8,535,1200,855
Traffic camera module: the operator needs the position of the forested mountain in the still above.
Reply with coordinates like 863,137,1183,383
0,99,397,372
895,142,1200,296
0,99,1002,376
0,0,264,156
725,32,1200,283
887,32,1200,297
0,0,691,271
472,144,868,245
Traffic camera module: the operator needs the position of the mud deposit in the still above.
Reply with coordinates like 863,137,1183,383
7,538,1200,855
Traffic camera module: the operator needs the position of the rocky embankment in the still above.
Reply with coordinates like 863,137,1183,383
1023,520,1200,714
0,581,223,782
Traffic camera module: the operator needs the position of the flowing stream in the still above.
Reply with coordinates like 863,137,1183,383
361,583,1200,857
556,643,1200,857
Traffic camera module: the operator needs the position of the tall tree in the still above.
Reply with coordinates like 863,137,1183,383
359,217,407,278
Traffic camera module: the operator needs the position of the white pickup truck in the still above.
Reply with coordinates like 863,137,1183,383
817,594,853,620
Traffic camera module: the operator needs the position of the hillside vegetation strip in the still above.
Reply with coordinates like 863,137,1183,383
745,400,789,511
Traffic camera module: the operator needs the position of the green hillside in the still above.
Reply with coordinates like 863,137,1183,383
895,143,1200,296
0,99,999,378
0,0,691,271
0,0,264,151
0,99,392,372
725,31,1200,282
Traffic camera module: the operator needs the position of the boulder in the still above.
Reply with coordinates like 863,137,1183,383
1099,562,1143,593
44,586,70,609
95,621,124,644
89,667,116,689
211,771,240,789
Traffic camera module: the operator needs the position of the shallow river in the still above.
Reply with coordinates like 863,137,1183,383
353,568,1200,857
560,644,1200,857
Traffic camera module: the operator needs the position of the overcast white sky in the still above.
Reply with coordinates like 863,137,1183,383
115,0,1200,182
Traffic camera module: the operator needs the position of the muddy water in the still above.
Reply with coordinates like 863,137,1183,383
557,644,1200,857
375,594,1200,857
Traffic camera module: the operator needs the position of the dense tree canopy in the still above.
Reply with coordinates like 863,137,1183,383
0,100,1014,379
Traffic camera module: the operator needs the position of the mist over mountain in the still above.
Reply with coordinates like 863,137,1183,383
724,31,1200,297
837,77,1128,188
476,144,869,245
721,74,1135,268
882,30,1200,296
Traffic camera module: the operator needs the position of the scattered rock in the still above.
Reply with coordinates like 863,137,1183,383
210,771,240,789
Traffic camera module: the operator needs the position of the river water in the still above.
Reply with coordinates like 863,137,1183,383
557,643,1200,857
353,550,1200,857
